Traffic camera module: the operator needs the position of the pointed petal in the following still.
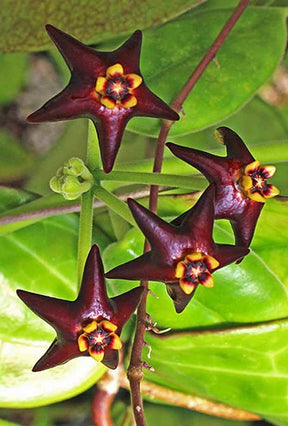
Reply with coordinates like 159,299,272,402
92,112,129,173
96,77,108,94
136,85,179,121
78,335,89,352
179,279,196,295
45,24,104,75
231,202,263,248
100,96,116,109
99,320,117,333
244,160,260,175
77,245,112,316
110,286,144,329
126,73,142,89
167,143,227,183
263,184,280,198
247,191,266,203
214,244,250,267
89,346,104,362
180,184,215,243
166,283,197,314
261,165,276,179
215,127,254,163
27,86,87,123
106,252,174,283
102,348,119,369
107,63,124,77
109,334,122,350
33,339,80,372
121,94,137,108
112,30,142,72
17,289,73,335
127,198,177,253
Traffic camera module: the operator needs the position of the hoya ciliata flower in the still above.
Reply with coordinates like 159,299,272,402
106,185,249,313
167,127,279,249
27,25,179,173
17,245,143,370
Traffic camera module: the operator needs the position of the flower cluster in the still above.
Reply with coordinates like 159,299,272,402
18,27,279,373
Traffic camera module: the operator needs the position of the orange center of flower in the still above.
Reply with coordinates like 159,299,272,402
78,319,122,362
238,160,279,203
175,252,219,295
95,63,142,110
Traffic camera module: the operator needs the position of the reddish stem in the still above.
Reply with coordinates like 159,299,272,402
127,1,250,425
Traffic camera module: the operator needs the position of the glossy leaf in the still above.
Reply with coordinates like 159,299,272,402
104,198,288,329
0,215,105,407
0,54,27,105
0,0,204,53
143,318,288,425
0,130,35,182
112,400,254,426
127,8,288,136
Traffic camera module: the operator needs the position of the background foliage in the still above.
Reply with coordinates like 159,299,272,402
0,0,287,425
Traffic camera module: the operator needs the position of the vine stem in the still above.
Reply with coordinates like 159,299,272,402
127,1,251,424
77,122,100,286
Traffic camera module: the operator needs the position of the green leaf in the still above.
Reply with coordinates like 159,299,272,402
127,8,288,136
0,187,37,214
104,198,288,329
111,399,255,426
0,215,105,407
0,54,27,105
143,318,288,425
0,0,205,53
0,130,35,182
0,420,21,426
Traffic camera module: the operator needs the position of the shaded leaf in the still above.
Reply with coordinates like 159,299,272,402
0,215,105,407
104,198,288,329
127,8,288,136
143,319,288,425
0,0,205,53
0,187,37,214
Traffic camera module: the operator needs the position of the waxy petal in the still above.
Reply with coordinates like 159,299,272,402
96,77,108,94
126,73,143,89
204,256,220,270
263,184,280,198
215,127,254,163
179,279,196,295
121,94,137,108
107,63,124,77
200,273,214,288
78,335,89,352
244,160,261,175
248,191,266,203
241,175,253,191
89,347,104,362
33,340,80,372
109,334,122,350
100,320,118,333
175,261,186,278
83,321,97,333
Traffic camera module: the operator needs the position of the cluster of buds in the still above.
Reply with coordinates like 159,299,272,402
49,157,93,200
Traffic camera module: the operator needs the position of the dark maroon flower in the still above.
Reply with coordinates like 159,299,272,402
167,127,279,249
27,25,179,173
17,245,143,371
106,185,249,313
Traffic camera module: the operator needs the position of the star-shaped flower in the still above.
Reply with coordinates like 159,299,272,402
27,25,179,173
167,127,279,249
17,245,143,371
106,185,249,313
